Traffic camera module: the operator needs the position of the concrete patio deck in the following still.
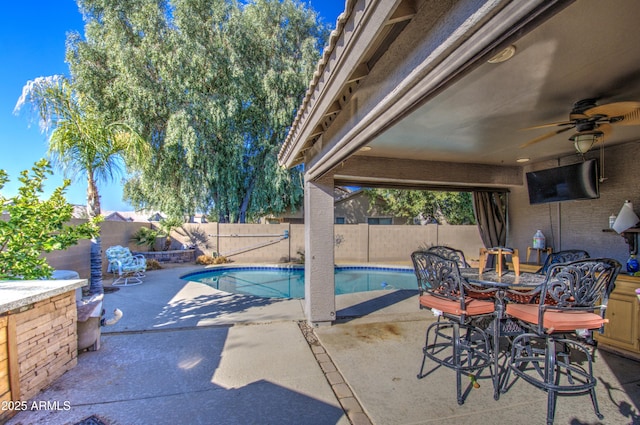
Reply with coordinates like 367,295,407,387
5,265,640,425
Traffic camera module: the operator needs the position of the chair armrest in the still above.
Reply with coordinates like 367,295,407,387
132,254,146,263
109,259,124,273
505,286,542,304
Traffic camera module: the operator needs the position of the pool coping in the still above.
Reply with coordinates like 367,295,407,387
180,263,414,280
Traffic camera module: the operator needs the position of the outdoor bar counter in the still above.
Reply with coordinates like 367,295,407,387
0,277,86,422
594,273,640,360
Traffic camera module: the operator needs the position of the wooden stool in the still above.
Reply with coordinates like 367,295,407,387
479,247,520,276
526,246,552,265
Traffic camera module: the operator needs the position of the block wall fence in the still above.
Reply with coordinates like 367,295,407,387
46,222,485,279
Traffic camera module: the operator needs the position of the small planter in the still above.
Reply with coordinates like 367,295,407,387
134,248,196,264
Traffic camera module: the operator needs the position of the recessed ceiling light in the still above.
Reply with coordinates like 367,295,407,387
488,45,516,64
516,157,530,163
359,146,372,152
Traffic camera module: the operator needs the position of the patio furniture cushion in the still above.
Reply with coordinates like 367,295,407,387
419,294,494,316
505,303,606,333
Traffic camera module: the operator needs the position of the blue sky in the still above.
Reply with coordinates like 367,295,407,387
0,0,344,212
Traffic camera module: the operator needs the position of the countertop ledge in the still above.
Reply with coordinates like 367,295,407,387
0,279,87,314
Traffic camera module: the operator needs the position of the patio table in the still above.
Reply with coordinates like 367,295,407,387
459,268,546,400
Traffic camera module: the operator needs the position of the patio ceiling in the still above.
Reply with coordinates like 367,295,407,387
280,0,640,190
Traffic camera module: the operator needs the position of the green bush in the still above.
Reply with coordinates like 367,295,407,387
131,227,160,251
0,160,100,280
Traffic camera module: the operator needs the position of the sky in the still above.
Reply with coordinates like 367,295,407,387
0,0,344,212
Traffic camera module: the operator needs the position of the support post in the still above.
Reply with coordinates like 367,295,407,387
304,175,335,325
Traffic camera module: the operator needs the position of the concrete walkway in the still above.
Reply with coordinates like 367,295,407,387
6,265,640,425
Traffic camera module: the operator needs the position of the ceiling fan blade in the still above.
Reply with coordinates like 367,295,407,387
584,101,640,118
598,123,613,136
519,126,573,148
614,108,640,125
521,121,573,130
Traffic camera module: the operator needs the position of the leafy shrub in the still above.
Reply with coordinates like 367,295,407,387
131,227,160,251
196,255,216,265
0,160,100,280
145,259,163,270
296,248,305,264
196,254,229,265
214,256,229,264
158,217,184,251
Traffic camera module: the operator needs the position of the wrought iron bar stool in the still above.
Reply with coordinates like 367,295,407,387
411,251,498,405
479,247,520,276
535,249,590,274
426,245,471,268
507,249,591,305
502,258,620,425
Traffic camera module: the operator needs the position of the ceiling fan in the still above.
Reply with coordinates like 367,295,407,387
520,98,640,152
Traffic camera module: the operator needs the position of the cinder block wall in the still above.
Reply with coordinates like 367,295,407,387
45,222,485,273
14,291,78,401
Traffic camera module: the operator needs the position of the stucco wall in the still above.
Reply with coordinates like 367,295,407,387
509,141,639,266
45,220,149,279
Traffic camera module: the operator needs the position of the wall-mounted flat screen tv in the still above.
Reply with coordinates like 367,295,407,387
526,159,599,205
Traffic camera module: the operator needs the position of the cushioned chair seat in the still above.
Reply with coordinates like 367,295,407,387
419,294,495,316
506,303,606,333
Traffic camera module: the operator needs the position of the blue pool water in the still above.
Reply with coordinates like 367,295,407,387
181,265,418,299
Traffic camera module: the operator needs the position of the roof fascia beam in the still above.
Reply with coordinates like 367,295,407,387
334,156,523,187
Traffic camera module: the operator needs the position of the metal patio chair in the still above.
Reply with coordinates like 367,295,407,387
105,245,147,286
412,251,497,405
426,245,471,268
503,258,620,425
536,249,590,275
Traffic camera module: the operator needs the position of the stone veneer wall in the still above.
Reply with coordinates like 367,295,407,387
132,249,196,263
13,291,77,401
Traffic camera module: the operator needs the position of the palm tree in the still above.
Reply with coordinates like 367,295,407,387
15,75,149,294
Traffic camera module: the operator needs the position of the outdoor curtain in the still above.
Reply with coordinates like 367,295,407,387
472,191,507,265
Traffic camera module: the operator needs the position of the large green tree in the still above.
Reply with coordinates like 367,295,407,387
66,0,328,222
14,76,149,294
366,189,476,225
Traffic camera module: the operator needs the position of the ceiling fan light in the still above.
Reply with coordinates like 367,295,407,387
571,131,603,154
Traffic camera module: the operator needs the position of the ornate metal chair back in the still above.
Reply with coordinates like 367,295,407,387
537,249,590,274
538,258,621,331
411,251,463,301
426,245,470,268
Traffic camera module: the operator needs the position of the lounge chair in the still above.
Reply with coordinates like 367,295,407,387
105,245,147,286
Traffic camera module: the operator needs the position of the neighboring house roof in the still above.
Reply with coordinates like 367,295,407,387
70,204,89,219
188,214,208,223
334,187,364,203
102,210,166,222
102,211,133,222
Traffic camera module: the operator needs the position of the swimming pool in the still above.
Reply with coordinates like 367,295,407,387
181,265,418,299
